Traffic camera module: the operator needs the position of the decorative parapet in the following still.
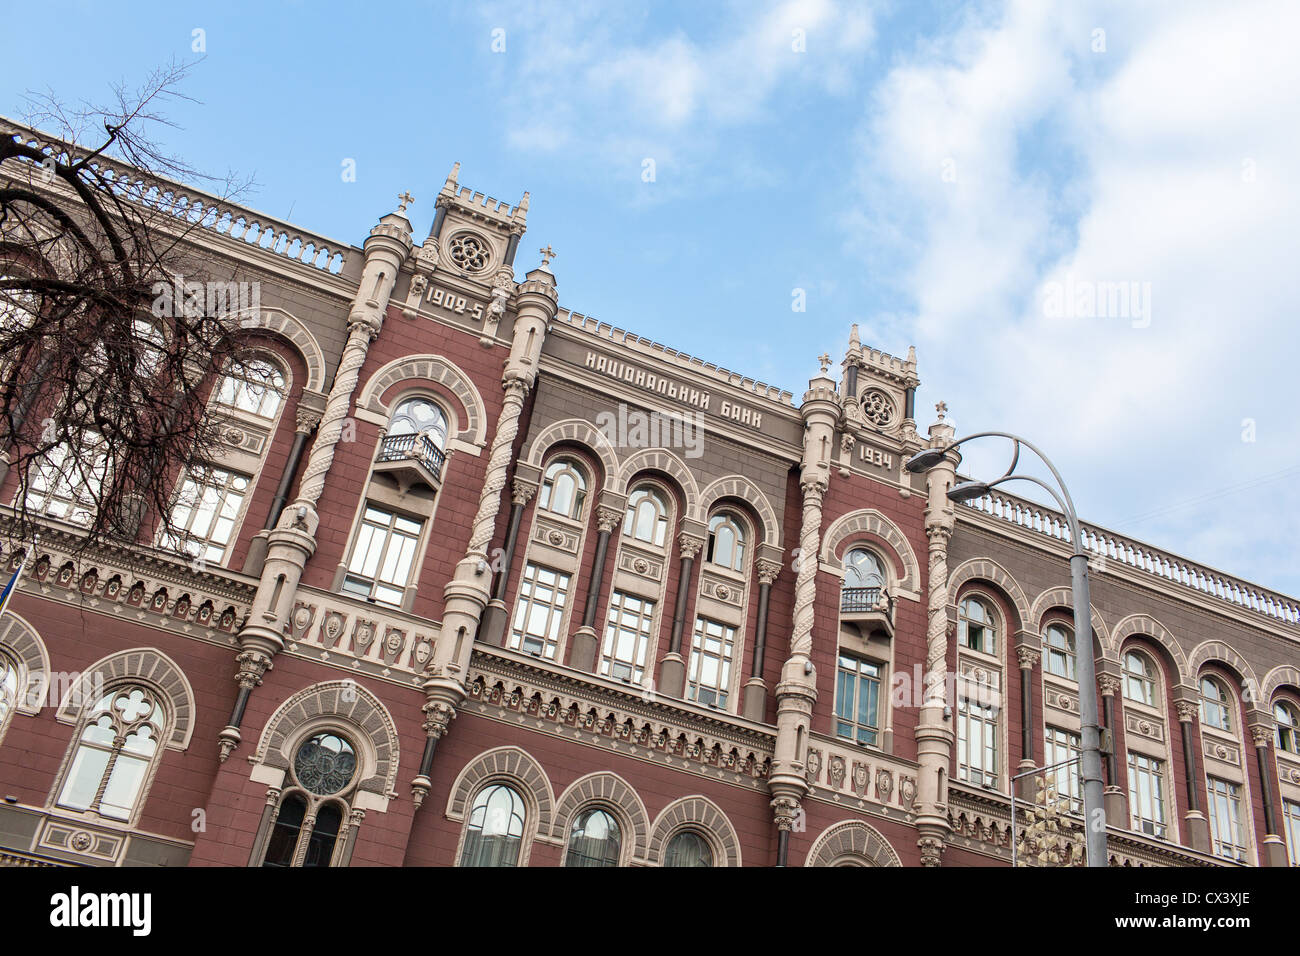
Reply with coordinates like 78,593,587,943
1,117,354,276
283,585,439,683
802,733,921,821
553,309,797,409
0,517,254,636
958,488,1300,631
464,645,775,788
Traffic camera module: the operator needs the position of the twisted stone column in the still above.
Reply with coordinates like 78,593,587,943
915,410,956,866
295,320,378,507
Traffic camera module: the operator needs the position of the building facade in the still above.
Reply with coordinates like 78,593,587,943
2,118,1299,868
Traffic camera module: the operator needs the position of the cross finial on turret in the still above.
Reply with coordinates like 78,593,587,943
817,353,831,373
397,191,414,212
539,244,556,266
935,400,948,420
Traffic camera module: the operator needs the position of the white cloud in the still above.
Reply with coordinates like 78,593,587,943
853,0,1300,592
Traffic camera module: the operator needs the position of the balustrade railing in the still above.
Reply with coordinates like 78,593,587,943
960,489,1300,627
376,432,446,479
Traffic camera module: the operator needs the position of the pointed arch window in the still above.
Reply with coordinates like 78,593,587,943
539,458,588,521
1276,700,1300,755
1200,676,1234,732
1044,623,1076,680
624,485,669,547
1123,650,1158,706
55,685,164,822
460,783,526,867
705,512,746,572
564,807,621,867
664,829,713,867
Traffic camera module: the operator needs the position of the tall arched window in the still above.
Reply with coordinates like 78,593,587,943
1200,676,1233,732
564,807,621,867
664,829,713,867
214,356,287,419
958,596,998,655
55,685,164,822
261,732,357,868
1276,700,1300,755
0,652,19,743
1123,650,1158,706
624,485,670,547
388,396,448,450
1044,623,1076,680
705,512,746,572
460,784,526,867
539,458,588,520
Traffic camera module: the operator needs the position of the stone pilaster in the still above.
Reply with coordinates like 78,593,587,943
915,405,957,865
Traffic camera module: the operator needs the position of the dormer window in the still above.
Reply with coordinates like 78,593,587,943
624,486,669,547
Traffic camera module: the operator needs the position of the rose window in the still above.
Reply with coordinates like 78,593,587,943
861,388,896,427
293,732,357,795
448,233,490,273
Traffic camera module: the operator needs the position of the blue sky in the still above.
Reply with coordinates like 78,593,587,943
3,0,1297,596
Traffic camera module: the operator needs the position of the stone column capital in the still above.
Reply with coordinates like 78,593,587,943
596,506,623,534
1174,701,1198,724
512,477,538,506
756,559,782,586
1016,646,1040,671
677,532,704,562
1098,674,1121,698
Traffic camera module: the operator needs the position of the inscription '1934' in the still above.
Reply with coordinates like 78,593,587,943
858,444,894,470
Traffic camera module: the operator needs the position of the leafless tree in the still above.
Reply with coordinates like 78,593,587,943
0,59,265,557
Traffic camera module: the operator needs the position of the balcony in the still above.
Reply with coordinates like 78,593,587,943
840,586,893,636
372,432,446,493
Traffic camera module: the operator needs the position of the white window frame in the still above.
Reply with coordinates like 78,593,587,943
342,505,424,606
509,563,572,660
600,590,657,684
1127,751,1169,839
686,616,737,710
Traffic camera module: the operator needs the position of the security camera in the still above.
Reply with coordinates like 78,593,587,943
803,660,814,675
943,705,952,720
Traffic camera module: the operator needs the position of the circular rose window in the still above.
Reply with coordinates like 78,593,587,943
293,732,357,795
447,233,490,273
861,388,896,427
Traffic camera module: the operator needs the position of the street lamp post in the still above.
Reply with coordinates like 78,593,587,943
906,431,1107,868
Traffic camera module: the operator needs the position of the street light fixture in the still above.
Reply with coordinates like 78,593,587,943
906,431,1107,868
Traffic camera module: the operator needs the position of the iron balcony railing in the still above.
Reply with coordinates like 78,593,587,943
376,432,446,480
841,586,885,613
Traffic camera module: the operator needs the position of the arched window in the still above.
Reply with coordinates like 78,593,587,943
1200,676,1233,732
460,784,526,867
388,396,448,451
1123,650,1158,706
1276,701,1300,755
214,356,286,419
664,829,713,867
1044,623,1076,680
55,685,164,822
845,548,886,589
539,458,588,520
564,807,621,867
958,595,998,655
624,485,670,547
0,652,18,742
261,732,357,868
705,512,746,572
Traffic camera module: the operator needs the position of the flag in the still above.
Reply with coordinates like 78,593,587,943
0,547,29,620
